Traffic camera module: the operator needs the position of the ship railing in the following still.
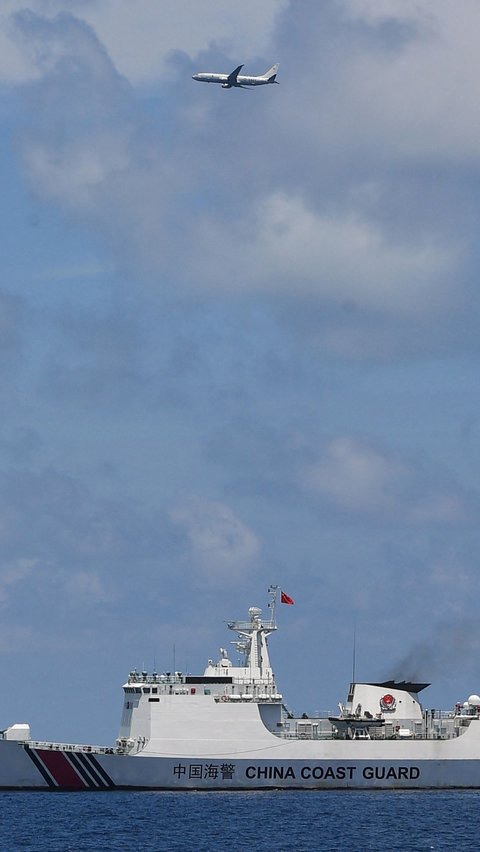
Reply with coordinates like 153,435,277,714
214,694,283,703
279,731,334,741
228,620,277,631
287,711,335,719
127,674,184,685
24,740,114,754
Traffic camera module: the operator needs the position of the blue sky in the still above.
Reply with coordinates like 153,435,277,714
1,0,480,743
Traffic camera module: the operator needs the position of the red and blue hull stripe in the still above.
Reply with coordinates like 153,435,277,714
26,746,115,789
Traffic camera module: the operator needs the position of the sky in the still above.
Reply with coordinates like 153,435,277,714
1,0,480,743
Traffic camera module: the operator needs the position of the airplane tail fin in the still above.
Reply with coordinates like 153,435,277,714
263,63,280,81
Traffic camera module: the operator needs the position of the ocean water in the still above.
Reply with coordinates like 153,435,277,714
1,790,479,851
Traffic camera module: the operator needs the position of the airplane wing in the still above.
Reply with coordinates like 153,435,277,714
227,64,244,86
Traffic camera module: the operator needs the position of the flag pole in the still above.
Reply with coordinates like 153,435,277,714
352,621,357,684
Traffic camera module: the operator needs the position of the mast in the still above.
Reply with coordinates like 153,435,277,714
226,587,278,683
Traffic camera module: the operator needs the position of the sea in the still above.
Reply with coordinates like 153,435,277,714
0,790,479,851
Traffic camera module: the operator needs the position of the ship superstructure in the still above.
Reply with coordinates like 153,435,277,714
117,586,284,755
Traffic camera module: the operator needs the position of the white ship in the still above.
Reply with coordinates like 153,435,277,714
2,585,480,790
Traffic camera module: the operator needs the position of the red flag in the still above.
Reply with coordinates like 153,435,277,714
281,590,295,605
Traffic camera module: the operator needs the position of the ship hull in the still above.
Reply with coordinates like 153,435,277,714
4,734,480,790
3,591,480,791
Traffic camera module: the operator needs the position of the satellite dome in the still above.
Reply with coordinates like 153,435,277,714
468,694,480,705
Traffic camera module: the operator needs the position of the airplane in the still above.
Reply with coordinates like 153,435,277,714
192,63,279,89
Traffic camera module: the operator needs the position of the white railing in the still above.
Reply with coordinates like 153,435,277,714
24,740,114,754
227,620,277,631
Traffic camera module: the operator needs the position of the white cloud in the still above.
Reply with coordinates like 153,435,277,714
256,195,460,315
5,1,478,359
193,192,462,317
0,0,286,85
0,8,34,84
170,497,260,578
23,130,133,211
316,1,480,164
82,0,287,84
0,2,105,84
409,493,466,525
301,437,468,523
338,0,433,25
303,437,409,513
0,557,36,602
10,10,139,217
0,624,35,653
67,570,108,602
12,11,182,277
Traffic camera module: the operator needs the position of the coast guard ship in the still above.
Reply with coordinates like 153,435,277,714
1,585,480,790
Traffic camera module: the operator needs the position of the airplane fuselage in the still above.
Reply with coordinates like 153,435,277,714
192,64,279,89
192,73,276,87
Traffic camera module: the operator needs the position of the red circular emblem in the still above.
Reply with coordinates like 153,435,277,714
380,693,396,711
